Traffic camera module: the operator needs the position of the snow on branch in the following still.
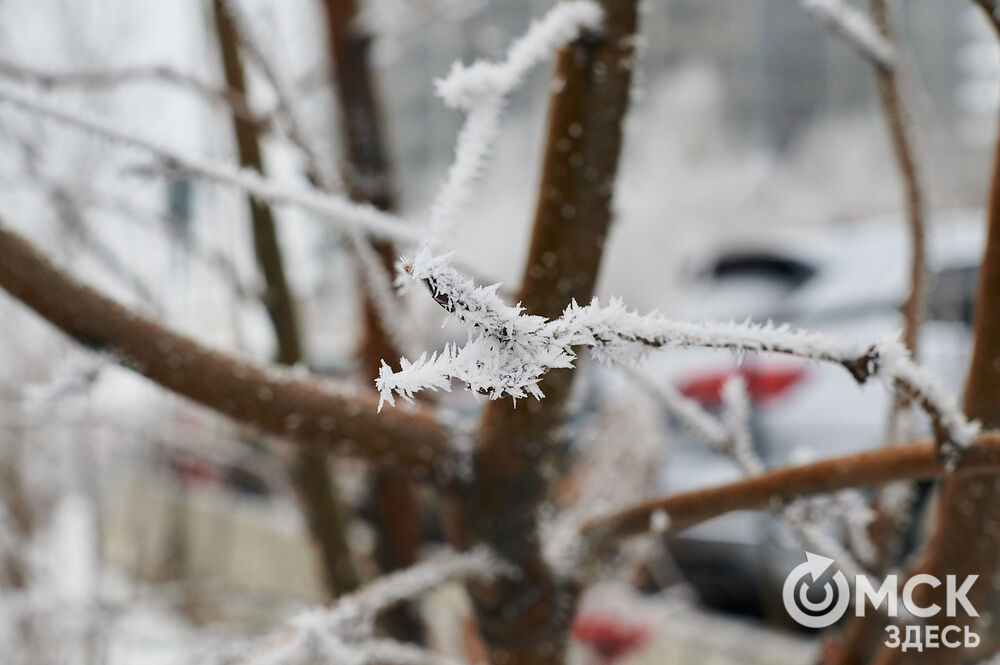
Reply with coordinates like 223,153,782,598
0,85,421,244
372,0,604,392
541,385,662,577
217,0,342,192
380,261,978,452
327,546,513,624
794,0,896,70
231,547,511,665
625,366,728,450
719,376,764,476
378,255,573,409
215,0,414,355
0,58,264,123
623,369,880,594
419,0,603,257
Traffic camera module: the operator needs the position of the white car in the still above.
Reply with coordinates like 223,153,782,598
625,211,982,617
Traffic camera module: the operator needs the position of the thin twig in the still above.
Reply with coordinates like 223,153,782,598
217,0,342,192
215,0,416,354
793,0,896,70
870,3,925,358
0,85,421,244
0,59,266,127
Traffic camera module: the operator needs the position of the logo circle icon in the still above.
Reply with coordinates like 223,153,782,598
783,552,851,628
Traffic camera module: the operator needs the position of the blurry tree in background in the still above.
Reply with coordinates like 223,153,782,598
3,1,1000,665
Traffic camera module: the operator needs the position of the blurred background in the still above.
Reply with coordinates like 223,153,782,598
0,0,997,663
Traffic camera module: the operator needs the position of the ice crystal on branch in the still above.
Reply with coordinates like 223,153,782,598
419,0,603,258
0,85,420,244
371,0,972,456
380,263,977,451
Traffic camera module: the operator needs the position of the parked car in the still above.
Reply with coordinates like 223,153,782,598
611,210,983,617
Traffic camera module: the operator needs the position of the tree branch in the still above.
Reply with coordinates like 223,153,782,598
452,3,639,664
869,0,925,359
0,221,450,474
212,0,361,598
0,58,265,127
827,3,927,659
321,0,425,642
793,0,896,70
0,86,419,244
866,14,1000,661
580,431,1000,546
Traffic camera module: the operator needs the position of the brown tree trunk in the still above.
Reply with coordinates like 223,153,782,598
320,0,423,641
449,3,639,663
212,0,362,597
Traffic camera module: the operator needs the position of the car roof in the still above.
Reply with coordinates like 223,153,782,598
680,209,984,320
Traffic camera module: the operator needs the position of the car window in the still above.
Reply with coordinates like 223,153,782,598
707,252,816,290
926,265,977,325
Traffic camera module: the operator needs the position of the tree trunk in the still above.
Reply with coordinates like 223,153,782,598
449,3,639,663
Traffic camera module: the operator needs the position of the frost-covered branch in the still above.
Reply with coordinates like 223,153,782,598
540,387,662,577
0,58,264,125
792,0,896,71
418,0,603,257
579,430,1000,545
0,85,421,244
379,263,977,452
374,0,613,394
0,21,411,347
718,376,765,476
217,0,342,192
213,0,414,356
0,221,451,474
232,547,511,665
623,371,875,585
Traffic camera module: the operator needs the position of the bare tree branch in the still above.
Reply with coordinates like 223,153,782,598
320,0,425,641
212,0,361,598
580,431,1000,546
217,0,342,193
792,0,896,70
827,2,928,658
0,221,450,474
217,0,413,354
869,0,925,359
0,86,420,244
866,11,1000,660
0,58,265,127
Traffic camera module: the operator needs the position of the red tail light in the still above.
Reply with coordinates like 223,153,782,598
678,363,806,408
677,369,732,408
571,614,651,662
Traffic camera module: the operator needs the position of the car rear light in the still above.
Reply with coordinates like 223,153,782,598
677,369,732,408
571,613,651,662
747,364,807,403
678,362,806,408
